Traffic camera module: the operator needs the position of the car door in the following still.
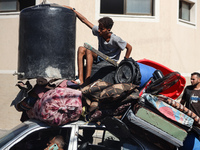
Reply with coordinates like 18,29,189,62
0,121,74,150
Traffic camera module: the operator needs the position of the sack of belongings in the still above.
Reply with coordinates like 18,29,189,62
81,80,139,122
13,79,68,112
27,87,82,126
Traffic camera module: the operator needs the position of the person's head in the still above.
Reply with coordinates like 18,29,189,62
44,135,64,150
98,17,114,37
190,72,200,86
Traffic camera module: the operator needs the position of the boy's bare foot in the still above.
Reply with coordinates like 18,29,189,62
70,77,91,88
71,79,83,85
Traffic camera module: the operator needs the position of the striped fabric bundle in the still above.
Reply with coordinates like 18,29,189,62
157,95,200,127
142,93,194,128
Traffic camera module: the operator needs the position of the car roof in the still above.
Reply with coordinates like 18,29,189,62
23,119,105,128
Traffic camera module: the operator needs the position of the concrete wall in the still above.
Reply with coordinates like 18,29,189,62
71,0,200,75
0,15,21,130
0,0,199,129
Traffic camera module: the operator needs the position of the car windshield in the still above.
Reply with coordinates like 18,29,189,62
0,123,29,148
77,127,143,150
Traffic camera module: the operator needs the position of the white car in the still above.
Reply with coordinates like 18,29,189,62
0,117,164,150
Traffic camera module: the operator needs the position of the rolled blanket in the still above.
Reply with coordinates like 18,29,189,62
142,93,194,128
157,95,200,127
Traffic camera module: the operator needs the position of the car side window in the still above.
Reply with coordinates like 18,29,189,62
10,128,71,150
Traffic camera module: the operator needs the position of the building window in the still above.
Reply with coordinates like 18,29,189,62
178,0,196,24
18,0,35,11
0,0,18,12
179,1,191,21
0,0,35,12
100,0,154,16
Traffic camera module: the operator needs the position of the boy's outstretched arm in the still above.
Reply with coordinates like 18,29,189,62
63,5,94,29
124,43,132,59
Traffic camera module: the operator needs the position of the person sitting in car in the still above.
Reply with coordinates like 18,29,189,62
44,135,65,150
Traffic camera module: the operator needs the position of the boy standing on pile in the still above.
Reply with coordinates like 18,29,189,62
64,6,132,86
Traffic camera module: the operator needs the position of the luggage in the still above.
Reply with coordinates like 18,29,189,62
135,105,188,141
142,93,194,128
27,87,82,126
126,103,188,147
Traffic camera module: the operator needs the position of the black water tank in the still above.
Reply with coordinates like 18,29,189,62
18,4,76,80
